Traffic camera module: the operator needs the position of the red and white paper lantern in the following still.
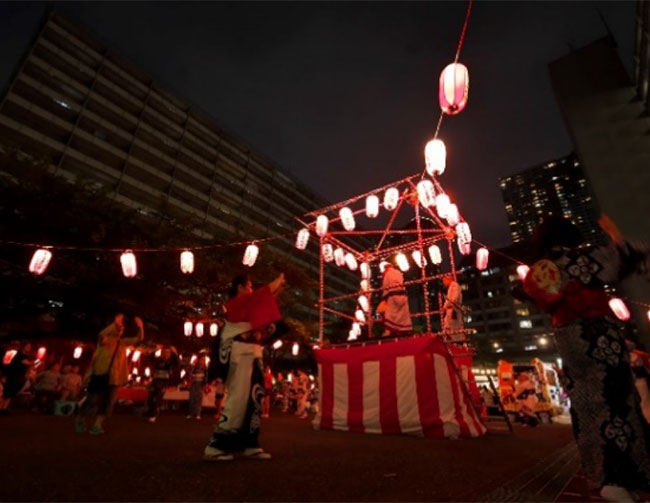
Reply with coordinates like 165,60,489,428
476,247,489,271
180,250,194,274
243,244,259,267
609,298,631,321
296,228,310,250
29,248,52,276
439,62,469,115
120,250,137,278
322,244,334,263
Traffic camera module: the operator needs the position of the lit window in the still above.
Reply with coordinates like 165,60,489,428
487,291,493,298
516,308,529,317
519,320,532,329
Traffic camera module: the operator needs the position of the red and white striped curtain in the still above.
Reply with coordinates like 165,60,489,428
313,336,486,438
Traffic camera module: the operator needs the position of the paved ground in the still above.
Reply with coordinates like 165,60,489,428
0,412,576,502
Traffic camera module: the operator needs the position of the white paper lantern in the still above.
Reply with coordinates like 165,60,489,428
145,367,151,377
456,222,472,256
355,309,366,323
210,323,219,337
195,322,204,338
428,245,442,265
73,346,83,359
334,248,346,267
424,139,446,176
132,349,141,362
120,250,137,278
243,244,259,267
316,215,329,237
292,343,299,356
417,180,436,208
384,187,399,211
358,295,370,312
184,321,193,336
352,322,361,336
190,354,197,365
296,228,310,250
29,248,52,276
446,204,459,227
360,279,370,292
396,252,410,272
322,244,334,262
516,264,530,281
339,207,356,231
436,194,451,219
348,331,358,341
345,253,358,271
37,347,47,360
180,250,194,274
360,262,371,280
412,250,427,268
272,340,283,350
609,298,631,321
476,247,489,271
379,260,390,273
155,349,162,358
366,195,379,218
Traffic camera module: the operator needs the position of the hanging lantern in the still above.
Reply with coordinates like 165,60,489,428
516,264,530,281
132,349,141,362
155,348,162,358
210,323,218,337
180,369,186,379
322,244,334,262
345,253,358,271
360,262,371,280
120,250,137,278
396,252,410,272
205,356,210,366
334,248,346,267
180,250,194,274
366,195,379,218
126,348,132,358
379,260,390,273
424,139,446,176
132,367,139,376
355,309,366,323
447,204,460,227
242,244,259,267
190,354,197,365
436,194,451,219
428,245,442,265
417,180,436,208
348,331,358,342
456,222,472,256
316,215,329,237
36,347,47,360
358,295,370,312
184,321,193,337
439,62,469,115
29,248,52,276
384,187,399,211
73,346,83,359
339,207,356,231
292,343,299,356
412,250,427,268
145,367,151,377
195,322,204,338
609,298,631,321
272,339,283,350
352,322,361,336
295,229,310,250
476,247,489,271
360,279,370,292
3,350,17,365
647,310,650,324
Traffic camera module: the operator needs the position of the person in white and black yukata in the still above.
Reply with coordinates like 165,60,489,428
380,263,412,337
203,273,285,462
520,215,650,502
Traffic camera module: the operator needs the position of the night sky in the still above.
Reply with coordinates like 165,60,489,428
0,1,637,247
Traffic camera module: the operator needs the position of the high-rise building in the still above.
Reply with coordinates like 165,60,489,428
499,154,602,246
0,11,359,312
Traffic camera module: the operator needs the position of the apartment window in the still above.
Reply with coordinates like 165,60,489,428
519,320,532,329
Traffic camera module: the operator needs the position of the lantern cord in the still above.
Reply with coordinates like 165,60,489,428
454,0,474,63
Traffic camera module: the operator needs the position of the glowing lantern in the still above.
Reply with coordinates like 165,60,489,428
37,347,47,360
126,348,132,358
132,367,138,376
417,180,436,208
476,247,489,271
366,195,379,218
132,349,141,362
316,215,329,237
425,139,446,176
292,343,299,356
360,280,370,292
647,310,650,324
609,298,630,321
447,204,459,227
295,229,310,250
436,194,451,219
355,309,366,323
180,250,194,274
210,323,218,337
396,252,410,272
345,253,358,271
73,346,83,359
439,62,469,115
322,244,334,262
3,350,17,365
516,265,530,281
205,356,210,366
120,250,137,278
352,322,361,336
190,354,197,365
29,248,52,276
155,349,162,358
145,367,151,377
412,250,427,268
358,295,370,312
348,331,357,341
242,244,259,267
339,207,356,231
384,187,399,211
428,245,442,265
272,340,283,350
184,321,193,337
379,261,389,273
360,262,370,280
180,369,186,379
456,222,472,256
334,248,345,267
195,322,204,338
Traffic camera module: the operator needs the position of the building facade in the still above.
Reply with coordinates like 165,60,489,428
635,0,650,113
0,11,360,322
499,153,602,246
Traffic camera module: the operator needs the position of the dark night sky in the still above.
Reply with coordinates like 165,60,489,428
0,1,637,247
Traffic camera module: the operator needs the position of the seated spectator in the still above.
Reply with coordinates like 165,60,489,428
34,363,61,413
60,365,83,401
